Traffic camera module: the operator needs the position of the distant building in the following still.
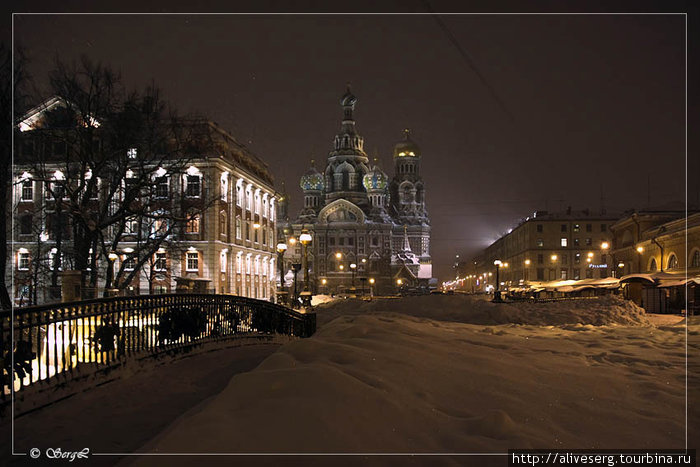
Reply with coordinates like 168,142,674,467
284,87,433,295
10,97,279,304
472,209,620,289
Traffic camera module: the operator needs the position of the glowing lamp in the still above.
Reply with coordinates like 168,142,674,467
636,246,644,253
276,242,288,254
299,230,312,245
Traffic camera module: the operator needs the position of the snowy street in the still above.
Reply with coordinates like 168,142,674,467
2,295,698,467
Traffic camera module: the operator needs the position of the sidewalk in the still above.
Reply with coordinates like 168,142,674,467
1,343,281,466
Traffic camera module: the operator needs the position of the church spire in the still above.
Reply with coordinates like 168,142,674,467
403,225,412,252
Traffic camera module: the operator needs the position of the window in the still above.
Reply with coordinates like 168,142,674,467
123,255,136,271
220,251,227,273
246,189,252,211
154,252,167,271
186,174,201,197
329,237,335,246
127,147,138,159
585,238,592,246
220,173,228,201
573,268,580,280
152,217,169,238
561,254,568,265
586,224,592,232
537,254,543,264
536,268,544,280
124,217,139,235
573,224,580,232
692,250,700,268
236,185,242,207
254,226,259,243
560,269,568,279
254,192,260,214
561,224,567,232
536,239,544,248
18,251,30,270
21,179,33,201
573,238,580,247
246,255,251,274
20,215,32,235
601,224,607,232
236,217,242,239
560,238,568,247
372,236,379,247
186,252,199,272
262,227,267,245
649,258,658,271
245,222,250,241
219,211,227,236
236,254,242,273
667,254,678,270
155,176,169,198
585,269,593,279
536,224,543,233
339,237,345,246
185,214,200,234
574,253,581,264
48,181,66,200
263,198,268,217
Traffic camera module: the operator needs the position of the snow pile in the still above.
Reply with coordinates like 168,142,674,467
128,295,693,464
314,295,651,327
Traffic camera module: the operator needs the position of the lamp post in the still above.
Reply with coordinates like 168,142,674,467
493,260,503,302
276,241,288,305
350,263,357,292
369,277,375,299
524,259,531,282
636,245,644,273
104,251,119,297
291,263,301,308
299,229,313,307
601,241,614,277
396,278,403,295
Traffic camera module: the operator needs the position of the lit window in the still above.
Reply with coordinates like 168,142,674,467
18,251,30,270
220,251,227,273
573,224,580,232
186,214,200,234
560,238,568,247
124,217,139,235
186,252,199,271
236,254,242,273
536,239,544,248
235,217,242,239
20,214,32,235
154,252,167,271
236,185,242,207
127,147,138,159
152,217,169,238
220,173,228,201
21,179,33,201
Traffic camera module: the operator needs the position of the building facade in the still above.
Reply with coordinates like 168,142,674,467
284,87,433,295
471,209,620,290
10,98,279,305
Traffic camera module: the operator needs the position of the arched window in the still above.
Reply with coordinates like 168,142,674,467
692,250,700,268
649,257,658,272
667,254,678,270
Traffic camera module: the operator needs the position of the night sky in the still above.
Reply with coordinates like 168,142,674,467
5,2,695,281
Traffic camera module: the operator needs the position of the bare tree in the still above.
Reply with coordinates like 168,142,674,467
15,57,218,299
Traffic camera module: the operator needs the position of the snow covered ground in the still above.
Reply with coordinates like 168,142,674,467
122,295,698,467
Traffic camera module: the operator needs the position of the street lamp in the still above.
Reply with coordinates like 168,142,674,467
369,277,375,298
276,241,288,305
396,278,403,295
524,259,531,282
493,260,503,302
299,229,313,307
350,263,357,291
601,241,613,277
636,245,644,272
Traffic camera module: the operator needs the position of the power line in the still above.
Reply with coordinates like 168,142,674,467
422,0,515,123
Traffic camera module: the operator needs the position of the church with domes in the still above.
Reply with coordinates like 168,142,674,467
282,86,433,295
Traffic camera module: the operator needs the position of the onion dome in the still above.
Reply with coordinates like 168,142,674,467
300,160,324,192
393,128,420,158
362,159,388,192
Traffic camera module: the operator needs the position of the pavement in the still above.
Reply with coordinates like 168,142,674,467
0,343,281,466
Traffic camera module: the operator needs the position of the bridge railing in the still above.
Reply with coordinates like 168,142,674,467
1,294,315,403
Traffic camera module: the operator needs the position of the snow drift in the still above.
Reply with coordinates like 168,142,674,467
126,296,696,467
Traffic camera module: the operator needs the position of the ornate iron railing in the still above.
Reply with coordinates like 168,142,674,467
1,294,315,403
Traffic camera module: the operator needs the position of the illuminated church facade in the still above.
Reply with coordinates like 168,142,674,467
282,87,433,295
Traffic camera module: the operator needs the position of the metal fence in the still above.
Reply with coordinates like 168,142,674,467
1,294,315,403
